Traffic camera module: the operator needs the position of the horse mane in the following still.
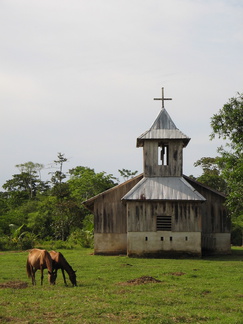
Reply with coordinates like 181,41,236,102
50,251,75,273
43,250,53,272
58,252,75,272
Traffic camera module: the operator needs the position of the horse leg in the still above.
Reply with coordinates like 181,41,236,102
32,267,37,285
61,269,68,286
40,267,44,285
54,269,58,284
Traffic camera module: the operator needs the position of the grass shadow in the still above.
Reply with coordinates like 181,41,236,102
202,247,243,261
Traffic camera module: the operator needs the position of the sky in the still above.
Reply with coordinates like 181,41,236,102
1,0,243,188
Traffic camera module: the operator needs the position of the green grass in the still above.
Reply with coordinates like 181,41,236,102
0,247,242,323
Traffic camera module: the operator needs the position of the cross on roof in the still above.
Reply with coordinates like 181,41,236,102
154,87,172,109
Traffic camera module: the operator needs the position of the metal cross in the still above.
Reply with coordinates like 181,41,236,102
154,87,172,109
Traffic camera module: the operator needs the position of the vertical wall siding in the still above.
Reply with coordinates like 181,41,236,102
143,140,183,177
185,178,231,254
93,176,142,234
127,201,202,232
185,180,230,234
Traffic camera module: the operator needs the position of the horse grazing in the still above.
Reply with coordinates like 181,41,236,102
26,249,56,285
49,251,77,286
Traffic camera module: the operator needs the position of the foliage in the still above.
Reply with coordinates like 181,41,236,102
79,214,94,248
0,224,37,250
118,168,138,181
68,166,117,204
0,154,117,247
0,248,243,323
210,93,243,146
231,214,243,246
193,157,227,193
50,152,68,186
210,92,243,221
3,162,49,202
209,92,243,244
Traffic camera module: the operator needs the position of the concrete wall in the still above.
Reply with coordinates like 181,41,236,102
127,231,201,257
202,233,231,255
94,233,127,255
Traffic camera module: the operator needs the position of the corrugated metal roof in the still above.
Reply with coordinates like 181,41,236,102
122,177,206,201
137,108,190,147
82,174,144,207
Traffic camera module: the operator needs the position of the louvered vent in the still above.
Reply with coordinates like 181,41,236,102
157,216,172,231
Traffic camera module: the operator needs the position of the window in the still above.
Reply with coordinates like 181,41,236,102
156,216,172,231
158,144,169,165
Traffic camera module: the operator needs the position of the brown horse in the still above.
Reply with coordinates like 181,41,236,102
26,249,56,285
49,251,77,286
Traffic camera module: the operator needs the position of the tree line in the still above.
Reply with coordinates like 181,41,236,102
0,93,242,249
0,154,121,250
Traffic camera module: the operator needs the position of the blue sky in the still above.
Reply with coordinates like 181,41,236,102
1,0,242,187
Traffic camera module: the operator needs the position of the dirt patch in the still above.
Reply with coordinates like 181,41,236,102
169,272,185,276
201,290,211,296
118,276,162,286
120,263,133,267
0,280,28,289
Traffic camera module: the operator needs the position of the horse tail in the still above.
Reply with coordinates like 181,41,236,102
26,259,32,278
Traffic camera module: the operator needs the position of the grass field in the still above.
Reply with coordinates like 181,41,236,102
0,247,242,323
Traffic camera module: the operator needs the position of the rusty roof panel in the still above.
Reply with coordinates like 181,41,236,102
122,177,206,201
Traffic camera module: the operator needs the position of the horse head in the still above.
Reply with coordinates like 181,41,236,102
69,270,77,286
48,271,57,285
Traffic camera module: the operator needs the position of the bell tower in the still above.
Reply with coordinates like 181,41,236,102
137,88,190,177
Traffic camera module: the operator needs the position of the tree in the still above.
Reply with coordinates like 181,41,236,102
68,166,117,204
210,92,243,227
2,163,49,204
48,153,81,240
67,166,117,244
0,162,50,241
193,157,227,193
210,93,243,147
118,168,138,182
16,162,44,179
51,153,68,185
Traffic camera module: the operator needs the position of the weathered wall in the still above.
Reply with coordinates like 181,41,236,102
143,140,183,177
126,200,202,256
86,176,142,255
185,177,231,254
90,176,142,234
127,231,201,257
185,178,230,234
127,201,202,232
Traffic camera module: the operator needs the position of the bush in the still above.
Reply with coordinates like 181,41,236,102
68,229,83,246
0,236,10,250
17,232,37,250
231,227,243,246
68,214,94,248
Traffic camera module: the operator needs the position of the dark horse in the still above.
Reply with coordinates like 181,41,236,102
50,250,77,286
26,249,56,285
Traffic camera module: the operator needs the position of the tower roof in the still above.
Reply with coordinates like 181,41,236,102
137,108,191,147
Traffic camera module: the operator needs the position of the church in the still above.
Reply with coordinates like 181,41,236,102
83,89,231,257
